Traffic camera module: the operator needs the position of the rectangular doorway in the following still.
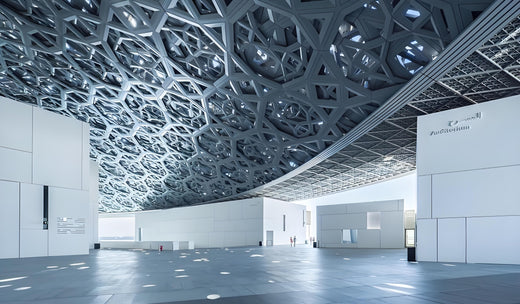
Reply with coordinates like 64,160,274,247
266,230,274,246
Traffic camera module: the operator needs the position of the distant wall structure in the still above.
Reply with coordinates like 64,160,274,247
317,200,404,248
106,198,308,249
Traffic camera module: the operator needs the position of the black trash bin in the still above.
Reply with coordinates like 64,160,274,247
259,241,262,246
313,241,317,248
407,247,416,261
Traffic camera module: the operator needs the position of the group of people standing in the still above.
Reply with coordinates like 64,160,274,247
289,236,297,247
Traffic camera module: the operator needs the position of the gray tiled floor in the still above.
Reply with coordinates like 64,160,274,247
1,246,520,303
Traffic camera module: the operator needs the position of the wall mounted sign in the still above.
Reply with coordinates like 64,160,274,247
430,112,483,136
57,217,85,234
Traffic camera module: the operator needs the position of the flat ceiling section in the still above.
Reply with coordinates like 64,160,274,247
0,0,493,212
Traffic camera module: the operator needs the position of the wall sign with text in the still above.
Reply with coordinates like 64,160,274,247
429,112,483,136
57,217,86,234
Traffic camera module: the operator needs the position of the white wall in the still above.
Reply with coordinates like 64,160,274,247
134,198,264,249
32,108,85,189
101,197,307,249
88,160,99,248
0,99,33,184
263,198,306,246
99,213,135,241
416,95,520,264
317,200,404,248
296,172,416,241
20,183,47,258
0,181,20,259
0,97,91,258
48,187,89,256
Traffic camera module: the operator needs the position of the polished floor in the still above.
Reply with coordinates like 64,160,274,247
1,246,520,304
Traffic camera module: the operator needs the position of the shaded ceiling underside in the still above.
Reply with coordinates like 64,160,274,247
237,0,520,202
0,0,496,212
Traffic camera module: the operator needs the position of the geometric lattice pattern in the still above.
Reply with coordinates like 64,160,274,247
251,11,520,202
0,0,492,212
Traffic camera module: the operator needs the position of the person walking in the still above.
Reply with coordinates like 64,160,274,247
290,236,293,247
293,236,296,247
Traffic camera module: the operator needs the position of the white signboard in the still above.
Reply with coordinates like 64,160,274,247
416,95,520,176
57,217,85,234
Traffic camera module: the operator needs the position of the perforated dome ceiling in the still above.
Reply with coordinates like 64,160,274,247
0,0,494,212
